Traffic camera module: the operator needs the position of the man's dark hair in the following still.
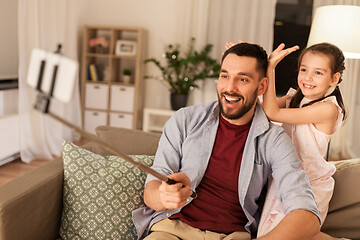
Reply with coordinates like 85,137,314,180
221,42,268,79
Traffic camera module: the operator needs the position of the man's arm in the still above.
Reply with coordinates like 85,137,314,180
144,172,192,212
256,209,320,240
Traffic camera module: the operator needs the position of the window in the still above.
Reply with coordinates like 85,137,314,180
273,0,313,96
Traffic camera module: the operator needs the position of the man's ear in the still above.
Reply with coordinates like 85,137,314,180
258,77,268,96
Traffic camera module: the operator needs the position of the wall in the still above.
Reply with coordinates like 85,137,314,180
0,0,18,80
76,0,189,110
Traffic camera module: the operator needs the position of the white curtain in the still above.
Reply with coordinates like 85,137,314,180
312,0,360,159
174,0,277,105
18,0,81,163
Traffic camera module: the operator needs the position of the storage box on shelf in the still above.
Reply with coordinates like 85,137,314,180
81,25,146,134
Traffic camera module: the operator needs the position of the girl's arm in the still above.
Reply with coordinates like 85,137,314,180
263,44,339,132
263,43,299,116
256,209,320,240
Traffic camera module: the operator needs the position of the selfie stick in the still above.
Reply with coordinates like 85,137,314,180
31,45,197,199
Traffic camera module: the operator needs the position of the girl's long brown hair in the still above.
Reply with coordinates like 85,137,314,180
289,43,346,120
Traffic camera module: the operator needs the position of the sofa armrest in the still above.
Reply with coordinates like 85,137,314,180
322,158,360,239
0,158,63,240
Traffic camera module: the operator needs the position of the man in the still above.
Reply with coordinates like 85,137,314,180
133,43,320,240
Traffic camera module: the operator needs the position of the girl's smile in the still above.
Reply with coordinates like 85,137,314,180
302,83,315,89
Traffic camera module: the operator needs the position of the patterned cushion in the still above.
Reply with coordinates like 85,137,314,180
60,140,154,240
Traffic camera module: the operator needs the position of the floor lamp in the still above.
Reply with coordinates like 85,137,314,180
307,5,360,160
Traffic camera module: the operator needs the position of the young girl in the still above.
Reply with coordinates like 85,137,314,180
258,42,347,240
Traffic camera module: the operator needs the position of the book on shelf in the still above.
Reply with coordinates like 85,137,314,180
87,65,92,81
89,64,99,82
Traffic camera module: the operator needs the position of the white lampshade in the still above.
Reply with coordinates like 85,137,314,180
307,5,360,59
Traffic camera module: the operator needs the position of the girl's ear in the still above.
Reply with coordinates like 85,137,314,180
331,72,341,86
258,77,268,96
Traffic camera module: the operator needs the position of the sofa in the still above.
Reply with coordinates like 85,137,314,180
0,125,359,240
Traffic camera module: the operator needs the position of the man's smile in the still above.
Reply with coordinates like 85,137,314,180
224,95,241,103
222,93,244,106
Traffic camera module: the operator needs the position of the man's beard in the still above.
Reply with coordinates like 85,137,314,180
217,88,258,120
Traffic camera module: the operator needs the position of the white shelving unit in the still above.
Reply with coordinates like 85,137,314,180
81,25,146,134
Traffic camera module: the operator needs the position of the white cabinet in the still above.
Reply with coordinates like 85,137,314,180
0,114,20,165
85,83,108,109
109,112,133,129
110,85,134,112
0,89,18,116
84,110,107,134
143,108,175,132
0,89,19,165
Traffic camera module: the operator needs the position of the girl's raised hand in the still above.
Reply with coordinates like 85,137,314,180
269,43,299,69
225,40,245,50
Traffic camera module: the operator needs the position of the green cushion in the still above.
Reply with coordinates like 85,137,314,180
60,140,154,240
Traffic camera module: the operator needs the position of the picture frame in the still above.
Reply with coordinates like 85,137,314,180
115,40,137,56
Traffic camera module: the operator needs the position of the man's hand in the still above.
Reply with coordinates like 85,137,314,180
144,172,193,212
158,172,192,209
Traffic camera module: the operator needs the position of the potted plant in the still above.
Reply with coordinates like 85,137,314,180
122,69,132,83
145,38,220,110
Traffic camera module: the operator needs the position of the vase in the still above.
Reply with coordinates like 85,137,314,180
93,46,109,54
170,93,188,111
122,75,131,83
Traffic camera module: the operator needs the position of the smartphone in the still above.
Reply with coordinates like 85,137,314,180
27,48,78,103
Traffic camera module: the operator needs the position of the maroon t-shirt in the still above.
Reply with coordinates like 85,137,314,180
170,114,250,233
